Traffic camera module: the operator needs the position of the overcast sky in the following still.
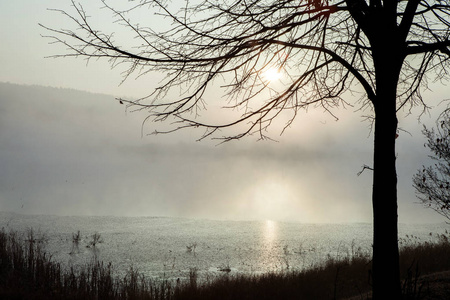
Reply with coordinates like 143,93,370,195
0,1,448,223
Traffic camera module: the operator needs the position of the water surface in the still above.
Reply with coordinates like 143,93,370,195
1,212,446,281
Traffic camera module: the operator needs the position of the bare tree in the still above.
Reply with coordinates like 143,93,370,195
413,110,450,221
41,0,450,298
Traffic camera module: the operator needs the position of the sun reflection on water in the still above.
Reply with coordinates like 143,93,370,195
264,220,277,245
259,220,285,270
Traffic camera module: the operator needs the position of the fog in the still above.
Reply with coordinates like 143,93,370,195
0,1,448,224
0,83,445,223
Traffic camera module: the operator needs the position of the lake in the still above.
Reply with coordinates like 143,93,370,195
0,212,447,282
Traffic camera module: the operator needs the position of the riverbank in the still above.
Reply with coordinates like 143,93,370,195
1,228,449,299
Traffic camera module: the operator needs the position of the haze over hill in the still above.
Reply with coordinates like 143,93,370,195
0,82,444,223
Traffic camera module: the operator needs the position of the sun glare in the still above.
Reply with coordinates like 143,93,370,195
263,68,282,82
249,180,294,221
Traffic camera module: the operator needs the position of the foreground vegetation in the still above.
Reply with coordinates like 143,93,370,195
0,228,449,300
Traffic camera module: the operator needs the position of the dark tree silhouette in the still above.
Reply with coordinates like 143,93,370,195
41,0,450,298
413,110,450,221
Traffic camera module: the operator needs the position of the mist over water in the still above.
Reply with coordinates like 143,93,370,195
1,212,446,282
1,83,446,224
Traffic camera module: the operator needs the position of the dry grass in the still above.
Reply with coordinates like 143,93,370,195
1,228,449,300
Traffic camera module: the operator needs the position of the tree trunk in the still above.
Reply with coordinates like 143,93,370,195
371,62,402,299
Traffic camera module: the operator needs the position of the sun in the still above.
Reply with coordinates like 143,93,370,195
263,68,282,82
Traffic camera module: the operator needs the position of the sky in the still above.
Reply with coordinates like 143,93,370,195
0,1,448,223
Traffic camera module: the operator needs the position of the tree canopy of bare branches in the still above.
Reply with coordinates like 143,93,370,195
413,109,450,221
41,1,450,299
41,0,450,140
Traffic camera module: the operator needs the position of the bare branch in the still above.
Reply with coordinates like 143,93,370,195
41,0,450,141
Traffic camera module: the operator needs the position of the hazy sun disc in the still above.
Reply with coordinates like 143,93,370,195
263,68,282,82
